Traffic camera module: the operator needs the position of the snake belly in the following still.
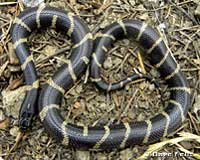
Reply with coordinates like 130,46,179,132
11,4,93,130
38,19,190,149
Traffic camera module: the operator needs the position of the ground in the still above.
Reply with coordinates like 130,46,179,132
0,0,200,160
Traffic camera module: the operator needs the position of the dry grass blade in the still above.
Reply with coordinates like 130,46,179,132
0,2,18,6
0,61,8,77
137,51,146,74
136,132,200,160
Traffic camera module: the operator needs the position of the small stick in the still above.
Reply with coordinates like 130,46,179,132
137,51,146,74
6,131,25,160
36,46,70,65
0,2,18,6
167,0,198,25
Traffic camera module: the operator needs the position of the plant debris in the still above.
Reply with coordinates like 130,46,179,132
0,0,199,159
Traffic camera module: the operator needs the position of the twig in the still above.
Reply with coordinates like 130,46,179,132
137,51,146,74
0,2,18,6
167,0,198,25
36,46,70,65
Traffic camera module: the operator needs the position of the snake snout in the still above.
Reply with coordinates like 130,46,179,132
19,109,34,131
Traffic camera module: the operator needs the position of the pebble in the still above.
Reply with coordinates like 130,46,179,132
0,109,5,121
103,57,113,69
43,45,57,56
193,95,200,121
150,69,160,78
96,153,107,160
129,0,136,6
2,86,26,118
120,148,133,160
122,39,130,45
159,23,167,31
10,126,19,137
139,13,149,20
128,110,136,119
113,58,122,66
95,95,106,102
22,0,44,7
148,84,155,91
137,113,145,121
41,136,48,143
75,150,90,160
195,4,200,16
99,103,107,109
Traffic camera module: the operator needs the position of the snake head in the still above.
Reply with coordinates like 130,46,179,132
19,104,35,131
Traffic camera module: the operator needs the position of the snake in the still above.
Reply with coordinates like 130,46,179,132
11,4,93,130
11,4,190,149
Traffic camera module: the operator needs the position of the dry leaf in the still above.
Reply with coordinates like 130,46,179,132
0,118,10,129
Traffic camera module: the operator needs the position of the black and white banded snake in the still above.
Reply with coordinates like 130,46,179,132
11,4,190,149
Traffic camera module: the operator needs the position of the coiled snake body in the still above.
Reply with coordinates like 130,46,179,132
11,5,190,149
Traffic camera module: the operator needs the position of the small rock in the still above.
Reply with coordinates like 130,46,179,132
122,39,130,46
139,81,146,90
95,95,106,102
0,110,5,121
148,84,155,91
96,153,107,160
99,103,107,110
195,4,200,16
22,0,44,7
20,156,29,160
125,84,130,90
193,95,200,121
10,126,19,137
113,58,122,66
137,113,145,121
100,20,110,29
103,57,113,69
136,4,146,11
132,146,139,153
41,136,48,143
159,23,167,31
129,0,136,6
128,110,136,119
139,12,149,21
43,45,57,56
2,86,26,118
150,69,160,78
120,148,133,160
28,138,35,146
49,1,68,9
75,150,90,160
